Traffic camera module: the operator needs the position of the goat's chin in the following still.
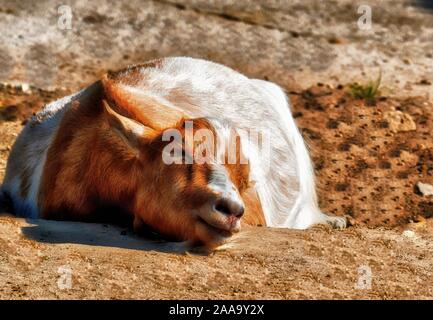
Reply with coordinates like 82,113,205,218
193,217,240,249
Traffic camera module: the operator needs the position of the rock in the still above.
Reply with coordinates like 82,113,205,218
20,83,31,93
399,150,418,167
337,122,355,136
416,182,433,197
383,110,416,133
402,230,415,238
5,82,32,93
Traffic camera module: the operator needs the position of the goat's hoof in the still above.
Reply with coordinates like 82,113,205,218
325,216,347,230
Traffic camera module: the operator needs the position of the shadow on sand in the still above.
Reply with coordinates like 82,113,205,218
413,0,433,10
20,218,189,254
1,190,189,253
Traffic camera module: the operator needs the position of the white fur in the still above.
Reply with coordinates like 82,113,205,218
208,164,244,210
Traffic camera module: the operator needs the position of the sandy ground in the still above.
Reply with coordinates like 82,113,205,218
1,215,433,299
1,0,433,299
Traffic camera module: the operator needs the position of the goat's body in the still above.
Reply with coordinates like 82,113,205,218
1,84,98,218
1,57,345,230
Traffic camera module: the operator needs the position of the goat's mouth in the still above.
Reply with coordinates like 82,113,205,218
198,210,241,231
192,205,242,247
197,217,234,238
196,211,241,239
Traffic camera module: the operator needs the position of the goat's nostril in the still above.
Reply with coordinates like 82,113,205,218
214,198,245,218
214,200,231,215
235,206,245,218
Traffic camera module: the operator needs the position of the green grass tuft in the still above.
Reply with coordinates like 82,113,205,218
349,70,382,100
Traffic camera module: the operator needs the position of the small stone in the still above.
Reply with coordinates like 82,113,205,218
383,110,416,133
20,83,31,93
402,230,415,238
416,182,433,197
10,82,31,93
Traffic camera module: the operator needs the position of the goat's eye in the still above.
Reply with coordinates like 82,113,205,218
186,164,193,181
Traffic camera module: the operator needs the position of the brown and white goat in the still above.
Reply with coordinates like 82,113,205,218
1,57,345,248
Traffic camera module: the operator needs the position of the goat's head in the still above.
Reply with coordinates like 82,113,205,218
102,97,251,248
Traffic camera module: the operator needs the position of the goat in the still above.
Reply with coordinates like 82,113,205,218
1,57,345,248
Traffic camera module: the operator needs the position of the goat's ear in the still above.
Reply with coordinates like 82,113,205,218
102,72,185,130
102,100,157,152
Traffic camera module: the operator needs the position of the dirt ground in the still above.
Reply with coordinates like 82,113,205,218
1,0,433,299
1,215,433,299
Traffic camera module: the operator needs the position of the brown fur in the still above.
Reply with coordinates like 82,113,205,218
242,187,266,226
